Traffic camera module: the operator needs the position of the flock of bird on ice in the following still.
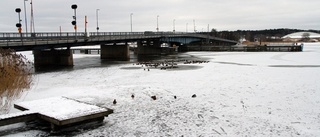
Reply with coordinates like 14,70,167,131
112,59,208,105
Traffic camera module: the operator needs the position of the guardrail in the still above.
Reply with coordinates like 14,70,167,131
0,32,198,41
0,32,86,40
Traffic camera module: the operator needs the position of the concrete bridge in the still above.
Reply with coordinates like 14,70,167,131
0,32,237,68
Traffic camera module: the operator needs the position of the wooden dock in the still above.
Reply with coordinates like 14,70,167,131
0,111,38,127
0,97,113,131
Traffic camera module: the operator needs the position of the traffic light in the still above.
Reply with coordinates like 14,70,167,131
15,8,21,13
71,4,77,9
18,27,22,33
71,21,76,25
16,23,22,28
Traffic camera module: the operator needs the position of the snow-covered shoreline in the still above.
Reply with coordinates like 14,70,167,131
2,43,320,136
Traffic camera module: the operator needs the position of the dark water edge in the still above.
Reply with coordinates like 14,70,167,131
34,51,208,74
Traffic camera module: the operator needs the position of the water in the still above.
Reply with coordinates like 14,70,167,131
35,51,208,73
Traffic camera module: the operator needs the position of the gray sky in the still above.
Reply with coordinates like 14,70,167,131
1,0,319,33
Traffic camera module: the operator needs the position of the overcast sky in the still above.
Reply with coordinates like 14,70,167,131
1,0,319,33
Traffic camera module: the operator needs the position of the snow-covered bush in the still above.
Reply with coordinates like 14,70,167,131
0,48,33,114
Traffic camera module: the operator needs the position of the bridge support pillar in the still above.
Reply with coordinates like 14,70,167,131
33,49,73,68
100,44,130,61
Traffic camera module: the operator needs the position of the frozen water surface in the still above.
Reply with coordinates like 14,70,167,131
1,43,320,136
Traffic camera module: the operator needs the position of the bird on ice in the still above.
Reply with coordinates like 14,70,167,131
113,99,117,104
151,96,157,100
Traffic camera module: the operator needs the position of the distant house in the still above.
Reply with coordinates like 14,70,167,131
282,32,320,42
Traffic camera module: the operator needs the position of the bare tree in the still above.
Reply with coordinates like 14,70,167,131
0,49,33,114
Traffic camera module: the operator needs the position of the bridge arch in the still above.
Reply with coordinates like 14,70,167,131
160,36,202,45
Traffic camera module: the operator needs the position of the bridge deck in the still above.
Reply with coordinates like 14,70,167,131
0,32,238,51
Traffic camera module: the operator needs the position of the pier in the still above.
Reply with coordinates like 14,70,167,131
0,97,113,131
182,43,303,52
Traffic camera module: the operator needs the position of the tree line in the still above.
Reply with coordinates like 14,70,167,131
201,28,320,42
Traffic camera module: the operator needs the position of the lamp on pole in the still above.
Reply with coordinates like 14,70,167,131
193,19,196,33
156,15,159,32
23,0,28,35
186,23,188,33
15,8,22,33
173,19,175,33
29,0,35,34
71,4,78,40
15,8,23,44
96,9,100,34
130,13,133,32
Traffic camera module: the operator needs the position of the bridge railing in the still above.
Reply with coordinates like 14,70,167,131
0,32,87,40
0,32,88,47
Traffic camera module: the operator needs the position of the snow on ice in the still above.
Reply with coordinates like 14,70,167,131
15,97,109,121
1,43,320,136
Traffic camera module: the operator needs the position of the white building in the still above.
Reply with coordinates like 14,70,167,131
282,32,320,42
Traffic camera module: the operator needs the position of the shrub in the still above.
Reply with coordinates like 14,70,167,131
0,48,33,114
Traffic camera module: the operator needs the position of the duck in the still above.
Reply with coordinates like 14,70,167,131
192,94,197,98
113,99,117,104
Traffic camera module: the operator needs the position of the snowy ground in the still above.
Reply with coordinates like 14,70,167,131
1,43,320,136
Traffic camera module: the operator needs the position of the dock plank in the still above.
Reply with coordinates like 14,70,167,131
0,111,38,126
10,96,113,130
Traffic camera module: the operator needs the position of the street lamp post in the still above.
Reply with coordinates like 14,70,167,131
85,15,88,37
29,0,35,34
193,19,196,33
186,23,188,33
71,4,78,40
23,0,28,35
207,24,210,44
15,8,23,44
130,13,133,32
156,15,159,32
96,9,100,34
15,8,22,33
173,19,175,33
